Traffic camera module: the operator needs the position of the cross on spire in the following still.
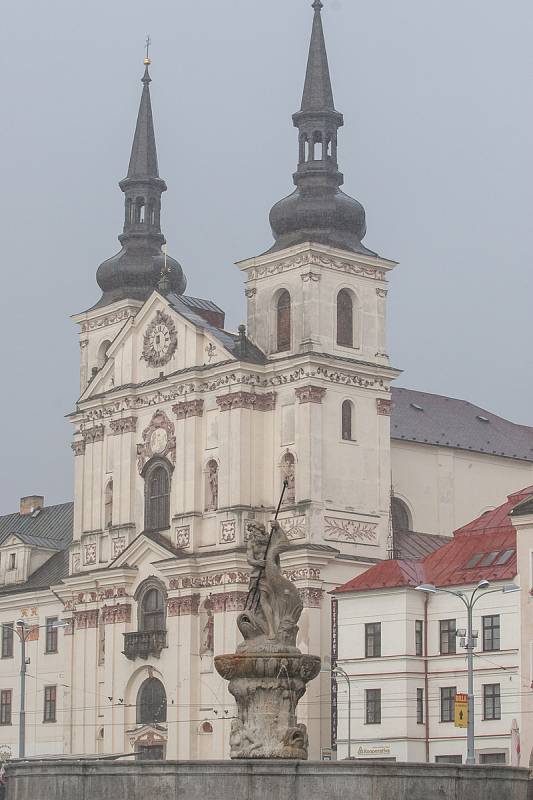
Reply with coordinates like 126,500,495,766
144,34,152,65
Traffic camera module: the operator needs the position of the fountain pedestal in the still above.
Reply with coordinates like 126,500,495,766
215,652,321,759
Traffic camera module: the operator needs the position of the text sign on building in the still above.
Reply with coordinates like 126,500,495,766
454,693,468,728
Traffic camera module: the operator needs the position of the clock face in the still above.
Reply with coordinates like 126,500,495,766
150,323,171,355
142,311,178,367
150,427,168,455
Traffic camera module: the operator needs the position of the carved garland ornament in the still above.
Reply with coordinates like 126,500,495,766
295,385,327,404
324,517,378,545
216,391,277,412
141,310,178,368
136,410,176,474
376,398,392,416
172,399,204,419
279,516,307,541
248,251,387,282
110,417,137,435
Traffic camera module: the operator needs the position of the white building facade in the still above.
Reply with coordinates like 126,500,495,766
333,487,533,765
1,3,533,764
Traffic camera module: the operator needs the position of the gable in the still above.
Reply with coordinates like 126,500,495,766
110,531,180,571
80,292,237,403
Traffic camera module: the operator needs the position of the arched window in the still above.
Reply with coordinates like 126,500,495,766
337,289,354,347
104,479,113,528
281,452,296,504
136,678,167,725
276,291,291,353
205,460,219,512
341,400,354,441
140,587,166,631
391,497,412,533
144,461,171,531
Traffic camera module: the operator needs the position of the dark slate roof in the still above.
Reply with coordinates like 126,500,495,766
391,387,533,463
180,296,223,314
0,503,74,548
0,502,73,595
167,293,267,365
395,529,450,560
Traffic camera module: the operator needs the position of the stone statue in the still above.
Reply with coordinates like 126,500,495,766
206,462,218,511
238,521,302,651
215,517,320,760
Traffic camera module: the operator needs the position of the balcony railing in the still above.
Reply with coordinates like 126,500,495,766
123,630,167,661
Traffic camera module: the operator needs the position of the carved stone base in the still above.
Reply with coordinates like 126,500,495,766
215,652,321,760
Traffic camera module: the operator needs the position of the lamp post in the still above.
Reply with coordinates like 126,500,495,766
416,581,519,765
14,619,67,758
322,664,352,759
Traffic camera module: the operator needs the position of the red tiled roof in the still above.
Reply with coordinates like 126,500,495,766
335,486,533,594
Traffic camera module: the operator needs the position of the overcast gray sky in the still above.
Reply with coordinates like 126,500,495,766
1,0,532,513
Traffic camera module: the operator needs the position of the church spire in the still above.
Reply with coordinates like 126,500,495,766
268,2,374,256
126,64,160,180
95,51,186,308
300,0,336,114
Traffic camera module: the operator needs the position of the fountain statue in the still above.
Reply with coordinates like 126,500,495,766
215,510,321,759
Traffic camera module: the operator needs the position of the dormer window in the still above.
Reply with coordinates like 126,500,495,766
8,554,16,571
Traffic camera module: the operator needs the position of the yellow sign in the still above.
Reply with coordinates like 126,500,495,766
454,693,468,728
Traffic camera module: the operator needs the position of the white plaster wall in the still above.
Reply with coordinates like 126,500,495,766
392,440,533,536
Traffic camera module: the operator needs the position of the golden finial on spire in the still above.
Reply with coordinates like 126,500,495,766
144,34,152,65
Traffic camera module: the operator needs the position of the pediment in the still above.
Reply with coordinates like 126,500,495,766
1,534,23,548
110,531,178,570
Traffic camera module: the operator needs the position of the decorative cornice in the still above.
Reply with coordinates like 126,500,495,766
172,399,204,420
78,362,392,423
82,425,105,444
169,571,249,591
376,398,392,416
80,308,134,333
216,391,276,412
295,385,327,404
167,594,200,617
247,251,387,282
71,440,86,456
110,416,138,435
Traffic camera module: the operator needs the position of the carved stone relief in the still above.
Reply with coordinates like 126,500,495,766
324,517,378,545
295,385,327,404
110,417,137,435
136,410,176,473
247,251,387,282
101,603,132,625
83,543,97,565
82,425,105,444
80,308,133,333
71,440,86,456
176,526,191,549
376,398,392,416
220,520,237,544
111,537,127,559
169,572,249,590
166,594,200,617
279,516,306,541
216,391,276,412
172,399,204,419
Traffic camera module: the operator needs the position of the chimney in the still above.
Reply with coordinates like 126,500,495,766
20,495,44,516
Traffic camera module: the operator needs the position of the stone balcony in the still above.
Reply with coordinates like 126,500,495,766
123,630,167,661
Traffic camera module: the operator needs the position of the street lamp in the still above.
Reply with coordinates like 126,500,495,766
15,619,67,758
321,664,352,759
416,580,519,765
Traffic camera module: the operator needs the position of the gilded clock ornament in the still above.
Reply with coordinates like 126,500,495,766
142,311,178,367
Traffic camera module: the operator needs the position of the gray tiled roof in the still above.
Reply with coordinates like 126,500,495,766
0,502,73,595
391,387,533,463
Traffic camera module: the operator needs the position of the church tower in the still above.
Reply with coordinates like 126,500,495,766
239,0,399,549
63,4,399,763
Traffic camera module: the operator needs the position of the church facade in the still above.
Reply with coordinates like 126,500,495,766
1,2,533,762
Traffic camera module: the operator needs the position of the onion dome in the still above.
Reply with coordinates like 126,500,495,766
268,1,375,256
95,60,186,308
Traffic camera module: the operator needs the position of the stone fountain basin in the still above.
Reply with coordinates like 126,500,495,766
215,652,321,682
